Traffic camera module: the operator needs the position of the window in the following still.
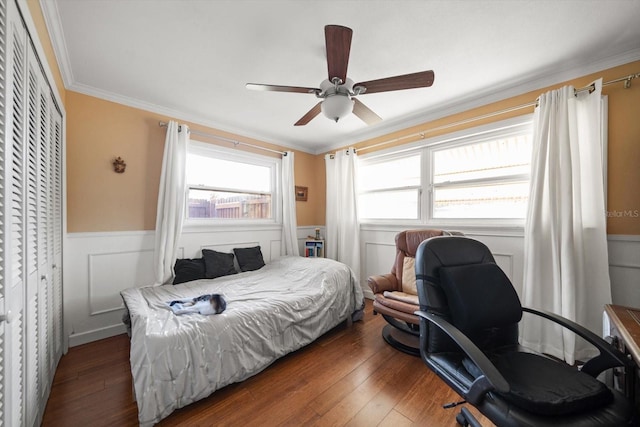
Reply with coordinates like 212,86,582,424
431,133,532,219
186,141,280,222
357,116,533,224
358,153,421,219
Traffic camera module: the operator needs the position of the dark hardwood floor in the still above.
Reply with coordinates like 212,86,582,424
42,300,491,426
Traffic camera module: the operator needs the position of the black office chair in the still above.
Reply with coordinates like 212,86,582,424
414,236,637,427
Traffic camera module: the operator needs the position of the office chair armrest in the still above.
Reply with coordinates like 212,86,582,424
522,306,632,376
415,310,509,404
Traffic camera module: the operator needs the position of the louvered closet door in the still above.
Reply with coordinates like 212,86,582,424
0,1,63,425
49,105,62,363
0,1,9,425
24,41,41,427
37,78,51,405
2,1,27,425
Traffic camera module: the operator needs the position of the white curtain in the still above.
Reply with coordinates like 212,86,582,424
325,148,360,283
521,79,610,364
153,120,189,285
281,151,299,256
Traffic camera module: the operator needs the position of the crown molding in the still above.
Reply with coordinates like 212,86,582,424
38,0,640,156
322,47,640,154
67,82,317,155
38,1,319,155
39,0,74,89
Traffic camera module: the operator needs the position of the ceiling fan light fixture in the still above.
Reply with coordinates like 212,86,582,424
246,25,434,126
321,94,354,123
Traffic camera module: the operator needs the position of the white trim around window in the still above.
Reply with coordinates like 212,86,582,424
183,140,282,229
357,115,534,228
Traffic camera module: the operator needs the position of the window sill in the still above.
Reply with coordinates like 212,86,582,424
182,220,282,234
359,220,525,237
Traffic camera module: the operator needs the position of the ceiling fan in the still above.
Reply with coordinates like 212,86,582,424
246,25,435,126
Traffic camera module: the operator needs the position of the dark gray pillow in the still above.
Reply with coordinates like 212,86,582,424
202,249,237,279
439,262,522,332
173,258,206,284
233,246,265,272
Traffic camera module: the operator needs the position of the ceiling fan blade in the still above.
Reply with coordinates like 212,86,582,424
353,98,382,125
294,102,322,126
325,25,352,84
355,70,435,94
246,83,320,94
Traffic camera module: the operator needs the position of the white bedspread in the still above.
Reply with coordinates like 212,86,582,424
121,256,364,426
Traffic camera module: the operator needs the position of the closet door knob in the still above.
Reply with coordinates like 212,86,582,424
0,311,12,324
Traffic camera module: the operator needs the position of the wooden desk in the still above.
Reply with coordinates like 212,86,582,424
604,304,640,403
605,304,640,365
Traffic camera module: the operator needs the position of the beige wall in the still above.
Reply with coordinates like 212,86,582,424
605,62,640,234
65,91,324,232
341,60,640,235
24,1,640,235
292,151,326,226
66,93,164,231
28,0,326,232
67,60,640,234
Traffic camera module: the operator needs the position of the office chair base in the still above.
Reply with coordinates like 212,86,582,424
381,324,420,356
455,407,482,427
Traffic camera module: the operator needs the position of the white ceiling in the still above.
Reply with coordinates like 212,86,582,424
42,0,640,154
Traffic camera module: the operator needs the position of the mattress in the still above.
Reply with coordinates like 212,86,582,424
121,255,364,426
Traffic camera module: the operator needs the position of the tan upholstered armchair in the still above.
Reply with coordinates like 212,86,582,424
368,229,459,355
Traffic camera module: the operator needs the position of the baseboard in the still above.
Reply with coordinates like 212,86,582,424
68,323,127,347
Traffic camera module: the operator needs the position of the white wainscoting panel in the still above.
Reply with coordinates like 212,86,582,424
363,240,397,299
608,235,640,306
270,239,282,259
63,225,323,346
359,225,525,299
465,232,525,298
360,226,638,310
65,231,156,347
492,254,515,282
64,224,638,346
88,249,154,315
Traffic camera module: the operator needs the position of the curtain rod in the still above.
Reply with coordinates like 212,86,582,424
356,71,640,154
158,121,287,156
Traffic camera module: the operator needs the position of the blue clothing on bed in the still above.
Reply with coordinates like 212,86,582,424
167,294,226,316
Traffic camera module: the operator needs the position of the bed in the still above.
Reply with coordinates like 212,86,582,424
121,255,364,426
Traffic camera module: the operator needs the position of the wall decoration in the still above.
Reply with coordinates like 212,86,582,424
295,186,308,201
113,156,127,173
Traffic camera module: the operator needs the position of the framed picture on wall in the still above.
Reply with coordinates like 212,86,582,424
295,186,308,201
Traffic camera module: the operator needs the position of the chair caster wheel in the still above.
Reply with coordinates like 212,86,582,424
456,412,468,426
